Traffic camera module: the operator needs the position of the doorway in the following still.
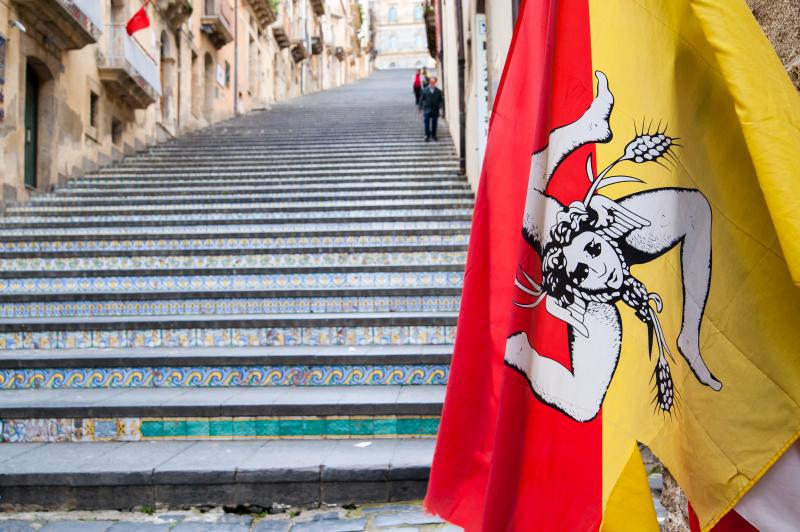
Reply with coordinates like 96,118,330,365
24,64,39,189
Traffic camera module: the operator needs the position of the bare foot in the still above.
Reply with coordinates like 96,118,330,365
677,331,722,391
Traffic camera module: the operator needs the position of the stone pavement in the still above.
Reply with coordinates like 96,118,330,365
0,502,461,532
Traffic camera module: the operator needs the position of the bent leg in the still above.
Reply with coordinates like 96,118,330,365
505,302,621,422
617,188,722,391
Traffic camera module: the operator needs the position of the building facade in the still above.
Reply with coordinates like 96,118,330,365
0,0,372,205
374,0,434,69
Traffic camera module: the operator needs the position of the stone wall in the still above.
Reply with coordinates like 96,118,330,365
747,0,800,90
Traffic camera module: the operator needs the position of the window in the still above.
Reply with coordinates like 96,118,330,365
89,92,99,128
388,34,397,50
225,61,231,87
415,33,424,49
414,5,424,21
387,6,397,23
111,117,123,146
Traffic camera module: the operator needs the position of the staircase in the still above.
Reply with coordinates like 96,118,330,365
0,70,471,511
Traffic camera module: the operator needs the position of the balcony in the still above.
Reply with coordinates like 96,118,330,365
13,0,102,50
309,0,324,17
98,25,161,110
290,40,307,63
311,36,323,55
157,0,193,29
246,0,276,29
201,0,234,49
271,10,291,49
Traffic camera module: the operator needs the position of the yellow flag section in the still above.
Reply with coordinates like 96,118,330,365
589,0,800,530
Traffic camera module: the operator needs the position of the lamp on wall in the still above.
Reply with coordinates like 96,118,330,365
8,20,27,33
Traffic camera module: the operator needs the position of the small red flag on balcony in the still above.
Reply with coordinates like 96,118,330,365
125,2,151,36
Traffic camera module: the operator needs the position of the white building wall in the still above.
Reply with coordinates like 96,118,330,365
374,0,435,68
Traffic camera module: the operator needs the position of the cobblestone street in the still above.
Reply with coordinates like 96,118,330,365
0,502,461,531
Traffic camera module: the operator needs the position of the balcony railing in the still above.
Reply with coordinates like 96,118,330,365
156,0,193,29
271,8,291,49
14,0,103,50
202,0,234,48
246,0,277,29
98,25,161,110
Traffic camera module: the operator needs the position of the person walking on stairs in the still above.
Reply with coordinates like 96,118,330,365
413,69,423,105
419,76,444,142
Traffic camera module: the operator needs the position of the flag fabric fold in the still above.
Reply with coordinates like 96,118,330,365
425,0,800,530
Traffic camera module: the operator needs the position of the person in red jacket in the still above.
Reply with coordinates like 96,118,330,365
413,69,423,105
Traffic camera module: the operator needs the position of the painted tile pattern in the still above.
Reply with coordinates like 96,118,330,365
0,234,469,254
0,251,467,273
0,271,464,295
18,196,472,212
0,295,461,318
0,220,471,237
0,208,473,226
0,364,450,389
0,325,456,350
0,415,441,442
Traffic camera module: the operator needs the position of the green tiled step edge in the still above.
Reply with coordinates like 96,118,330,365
0,415,440,443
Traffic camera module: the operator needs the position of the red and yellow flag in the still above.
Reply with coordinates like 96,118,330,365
425,0,800,530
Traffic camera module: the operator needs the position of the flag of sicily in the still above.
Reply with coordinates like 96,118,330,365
425,0,800,531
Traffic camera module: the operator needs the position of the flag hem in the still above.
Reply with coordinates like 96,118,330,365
701,430,800,531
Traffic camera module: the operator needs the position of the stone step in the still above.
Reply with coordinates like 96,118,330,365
92,164,458,178
0,219,472,237
0,208,473,229
0,288,461,318
0,242,467,260
25,191,474,208
110,160,459,170
0,250,466,271
0,345,451,390
0,439,434,510
0,311,457,350
7,198,473,215
0,263,463,281
0,385,445,419
145,140,450,150
125,153,455,163
66,174,462,188
0,270,464,299
34,181,471,201
0,230,470,254
0,211,472,230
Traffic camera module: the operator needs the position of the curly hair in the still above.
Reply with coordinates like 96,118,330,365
541,202,599,306
541,201,653,325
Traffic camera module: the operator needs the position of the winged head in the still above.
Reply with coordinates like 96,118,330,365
542,202,624,305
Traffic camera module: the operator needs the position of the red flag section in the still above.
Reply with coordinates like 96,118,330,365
424,0,602,530
126,4,151,36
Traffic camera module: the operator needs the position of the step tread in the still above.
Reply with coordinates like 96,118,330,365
0,385,446,417
0,438,433,485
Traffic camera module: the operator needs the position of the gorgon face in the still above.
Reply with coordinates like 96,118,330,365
562,231,624,291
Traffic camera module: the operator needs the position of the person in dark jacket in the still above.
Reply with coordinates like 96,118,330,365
418,76,444,141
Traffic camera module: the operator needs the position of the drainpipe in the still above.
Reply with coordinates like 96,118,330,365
454,0,467,174
234,0,240,115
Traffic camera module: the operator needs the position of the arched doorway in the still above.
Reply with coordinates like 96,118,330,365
204,52,214,122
